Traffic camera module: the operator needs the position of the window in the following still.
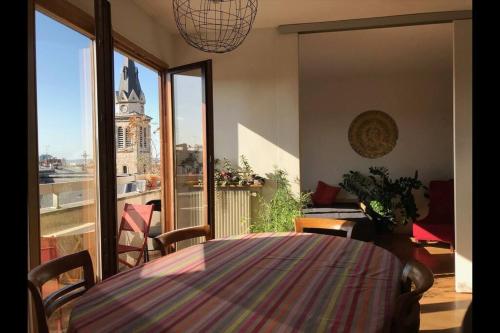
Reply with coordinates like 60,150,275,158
114,50,163,270
117,127,124,148
35,10,98,331
29,0,171,295
125,127,131,147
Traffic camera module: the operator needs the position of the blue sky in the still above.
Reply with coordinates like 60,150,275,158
36,12,161,161
173,73,203,147
36,11,203,163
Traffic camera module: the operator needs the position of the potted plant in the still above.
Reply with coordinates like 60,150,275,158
146,174,160,189
214,155,265,187
250,168,311,232
339,167,426,232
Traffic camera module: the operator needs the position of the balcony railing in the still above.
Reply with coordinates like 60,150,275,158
39,179,262,266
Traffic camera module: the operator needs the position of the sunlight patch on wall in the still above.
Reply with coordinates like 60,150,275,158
238,123,300,194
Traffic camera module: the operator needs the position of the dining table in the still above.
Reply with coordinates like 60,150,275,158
67,232,403,333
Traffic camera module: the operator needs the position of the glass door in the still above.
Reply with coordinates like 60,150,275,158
167,61,214,249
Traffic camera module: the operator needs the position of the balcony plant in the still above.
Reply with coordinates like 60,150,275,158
214,155,265,187
339,166,425,232
145,174,160,190
250,168,311,233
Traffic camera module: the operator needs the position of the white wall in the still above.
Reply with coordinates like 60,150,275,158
453,19,472,293
299,28,454,234
172,29,301,193
67,0,174,65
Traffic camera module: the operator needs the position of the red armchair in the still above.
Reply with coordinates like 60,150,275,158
412,180,455,250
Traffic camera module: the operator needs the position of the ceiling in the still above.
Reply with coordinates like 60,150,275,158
299,23,453,79
133,0,471,34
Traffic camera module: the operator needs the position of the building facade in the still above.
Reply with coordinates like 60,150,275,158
115,58,152,175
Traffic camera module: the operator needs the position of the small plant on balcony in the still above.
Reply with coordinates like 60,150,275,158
214,155,265,187
339,166,426,231
145,174,160,190
250,168,311,233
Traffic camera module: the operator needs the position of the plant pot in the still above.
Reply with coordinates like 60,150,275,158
374,222,392,234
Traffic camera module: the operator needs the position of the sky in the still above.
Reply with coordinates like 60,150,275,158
35,11,186,162
173,72,203,148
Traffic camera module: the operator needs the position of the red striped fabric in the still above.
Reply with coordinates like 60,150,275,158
68,232,402,333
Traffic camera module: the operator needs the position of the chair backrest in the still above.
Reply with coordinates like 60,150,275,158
392,260,434,333
428,180,454,224
146,199,161,212
154,225,212,256
27,250,95,333
118,203,154,235
294,217,355,239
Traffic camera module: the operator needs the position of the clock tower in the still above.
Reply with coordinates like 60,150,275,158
115,57,152,175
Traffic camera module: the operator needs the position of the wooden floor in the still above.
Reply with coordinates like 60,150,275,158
375,234,472,333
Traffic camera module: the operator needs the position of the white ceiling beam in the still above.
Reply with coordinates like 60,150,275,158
278,10,472,34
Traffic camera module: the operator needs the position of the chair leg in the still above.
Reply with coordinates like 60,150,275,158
144,246,149,263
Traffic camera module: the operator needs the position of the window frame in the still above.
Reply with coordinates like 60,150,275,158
28,0,172,279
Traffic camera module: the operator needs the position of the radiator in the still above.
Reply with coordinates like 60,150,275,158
176,188,253,249
214,189,251,238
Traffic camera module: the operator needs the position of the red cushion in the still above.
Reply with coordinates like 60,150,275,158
312,181,341,207
427,180,454,225
413,221,454,244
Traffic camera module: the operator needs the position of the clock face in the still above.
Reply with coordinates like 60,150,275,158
120,105,127,113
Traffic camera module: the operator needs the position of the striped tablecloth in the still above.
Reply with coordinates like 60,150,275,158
68,232,402,333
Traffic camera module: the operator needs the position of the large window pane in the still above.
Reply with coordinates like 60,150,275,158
113,51,162,270
35,10,97,332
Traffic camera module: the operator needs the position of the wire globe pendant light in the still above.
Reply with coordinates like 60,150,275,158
173,0,258,53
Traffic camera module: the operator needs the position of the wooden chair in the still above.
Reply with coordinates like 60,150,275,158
461,302,472,333
391,260,434,333
117,203,154,268
27,250,95,333
153,225,212,256
294,217,356,239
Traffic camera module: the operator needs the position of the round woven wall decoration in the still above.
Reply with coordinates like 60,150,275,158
348,110,398,159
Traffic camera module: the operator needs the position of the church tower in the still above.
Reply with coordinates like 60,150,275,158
115,57,152,175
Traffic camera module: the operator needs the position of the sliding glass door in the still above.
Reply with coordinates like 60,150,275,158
167,61,214,249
